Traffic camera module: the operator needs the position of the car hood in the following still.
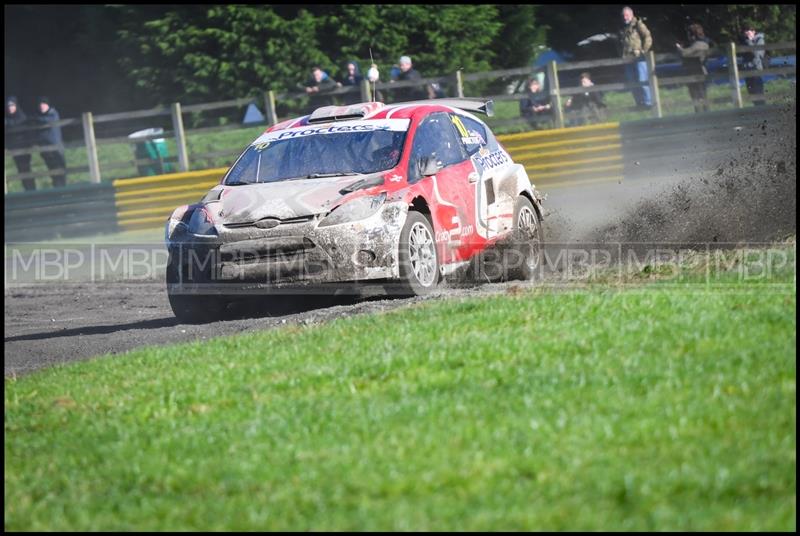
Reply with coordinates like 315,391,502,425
217,174,383,225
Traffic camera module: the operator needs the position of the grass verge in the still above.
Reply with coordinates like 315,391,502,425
4,242,796,530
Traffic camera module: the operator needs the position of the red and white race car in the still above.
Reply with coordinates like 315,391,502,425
165,99,545,322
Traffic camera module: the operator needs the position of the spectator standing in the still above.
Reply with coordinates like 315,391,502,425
740,25,766,106
676,23,712,113
5,96,35,191
618,6,653,110
564,72,607,126
393,56,427,102
339,60,364,105
303,66,338,112
519,78,552,127
33,96,66,188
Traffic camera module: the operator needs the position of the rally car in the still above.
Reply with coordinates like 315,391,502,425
165,99,545,322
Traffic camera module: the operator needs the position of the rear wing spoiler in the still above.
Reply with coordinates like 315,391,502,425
400,98,495,117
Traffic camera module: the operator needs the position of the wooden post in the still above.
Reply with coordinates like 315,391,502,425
264,90,278,125
81,112,101,183
455,70,464,98
547,60,564,129
727,42,743,108
170,102,189,172
360,79,371,102
646,51,662,118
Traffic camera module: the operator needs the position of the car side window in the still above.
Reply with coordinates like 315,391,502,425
454,115,488,156
408,112,468,183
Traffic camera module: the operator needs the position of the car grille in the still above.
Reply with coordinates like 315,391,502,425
219,237,316,265
223,215,316,229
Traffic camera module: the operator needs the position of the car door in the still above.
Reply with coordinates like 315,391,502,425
455,114,516,242
408,112,477,264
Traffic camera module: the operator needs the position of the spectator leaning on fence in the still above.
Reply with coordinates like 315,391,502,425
676,23,712,114
618,6,653,110
5,96,36,191
33,96,67,188
303,66,338,112
519,78,552,127
564,72,607,126
740,25,766,106
393,56,427,103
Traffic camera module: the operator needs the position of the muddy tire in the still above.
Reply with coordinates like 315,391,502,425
506,196,544,281
396,211,440,296
166,253,230,323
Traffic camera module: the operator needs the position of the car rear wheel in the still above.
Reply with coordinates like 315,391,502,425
506,196,543,281
396,211,440,296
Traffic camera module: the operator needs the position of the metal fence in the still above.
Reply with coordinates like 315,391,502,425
4,41,795,193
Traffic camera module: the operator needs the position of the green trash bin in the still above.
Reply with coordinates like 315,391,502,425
128,128,175,176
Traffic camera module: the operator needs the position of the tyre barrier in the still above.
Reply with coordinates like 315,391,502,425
113,168,226,232
497,122,624,189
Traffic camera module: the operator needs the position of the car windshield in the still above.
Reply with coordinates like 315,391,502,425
224,119,409,185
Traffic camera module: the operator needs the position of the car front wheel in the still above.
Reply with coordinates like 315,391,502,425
166,252,231,323
396,211,440,296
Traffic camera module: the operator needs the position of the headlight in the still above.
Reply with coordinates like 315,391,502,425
165,205,189,243
187,206,217,236
318,193,387,227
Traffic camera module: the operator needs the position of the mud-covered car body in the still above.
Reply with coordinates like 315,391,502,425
165,99,544,297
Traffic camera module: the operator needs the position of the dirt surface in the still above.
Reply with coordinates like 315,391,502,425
5,104,796,376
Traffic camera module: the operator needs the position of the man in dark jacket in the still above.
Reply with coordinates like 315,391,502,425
564,72,607,126
5,96,36,191
740,26,766,106
339,60,364,105
393,56,427,103
303,66,338,112
33,96,67,188
676,23,712,113
619,6,653,109
519,78,552,127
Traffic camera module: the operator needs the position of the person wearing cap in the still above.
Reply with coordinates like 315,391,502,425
393,55,427,102
33,96,67,188
5,96,36,191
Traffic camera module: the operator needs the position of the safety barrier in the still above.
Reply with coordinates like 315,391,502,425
113,168,226,231
497,123,623,189
4,182,118,243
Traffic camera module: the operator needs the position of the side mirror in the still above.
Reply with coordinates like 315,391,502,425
419,155,443,177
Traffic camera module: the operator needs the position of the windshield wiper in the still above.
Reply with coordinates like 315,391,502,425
305,172,360,179
278,172,361,182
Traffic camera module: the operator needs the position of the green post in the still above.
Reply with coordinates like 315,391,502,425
727,42,744,108
547,61,564,129
646,51,662,118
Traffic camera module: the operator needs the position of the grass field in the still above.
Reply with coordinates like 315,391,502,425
4,243,796,530
5,79,795,193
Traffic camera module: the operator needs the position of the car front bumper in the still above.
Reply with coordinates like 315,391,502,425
167,201,408,289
